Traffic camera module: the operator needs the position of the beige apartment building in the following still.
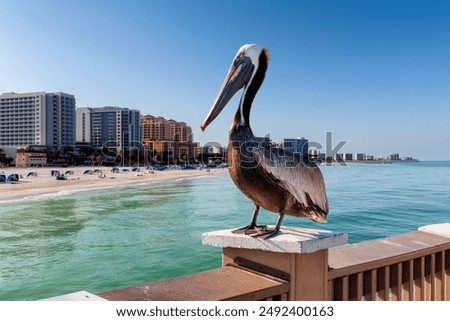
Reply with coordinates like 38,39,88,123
141,114,197,162
15,150,47,167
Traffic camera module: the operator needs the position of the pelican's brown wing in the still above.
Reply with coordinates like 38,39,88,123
259,149,329,219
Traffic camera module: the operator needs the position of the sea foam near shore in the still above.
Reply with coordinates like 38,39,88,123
0,166,224,204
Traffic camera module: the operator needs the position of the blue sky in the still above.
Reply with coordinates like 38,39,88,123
1,0,449,160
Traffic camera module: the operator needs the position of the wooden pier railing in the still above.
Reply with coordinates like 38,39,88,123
328,226,450,300
100,265,290,301
47,223,450,301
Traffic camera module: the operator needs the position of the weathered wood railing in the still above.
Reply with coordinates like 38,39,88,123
45,223,450,301
328,225,450,301
100,265,290,301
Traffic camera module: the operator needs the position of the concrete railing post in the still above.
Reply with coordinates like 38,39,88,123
203,227,347,300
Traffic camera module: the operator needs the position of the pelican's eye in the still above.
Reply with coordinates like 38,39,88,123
234,52,245,64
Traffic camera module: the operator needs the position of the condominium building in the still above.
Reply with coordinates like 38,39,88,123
281,137,309,155
141,115,193,143
141,115,173,141
76,106,141,150
141,114,196,161
389,153,400,161
172,121,193,143
0,92,75,149
343,153,353,161
354,153,366,161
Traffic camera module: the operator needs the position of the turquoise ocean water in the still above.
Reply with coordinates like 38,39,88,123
1,161,450,300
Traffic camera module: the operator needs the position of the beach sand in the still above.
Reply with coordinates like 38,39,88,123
0,166,225,203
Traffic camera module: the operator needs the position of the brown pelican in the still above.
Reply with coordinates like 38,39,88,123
200,44,328,239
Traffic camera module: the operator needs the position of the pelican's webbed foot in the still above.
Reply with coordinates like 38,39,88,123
250,227,280,239
232,224,267,235
250,210,285,240
233,204,266,235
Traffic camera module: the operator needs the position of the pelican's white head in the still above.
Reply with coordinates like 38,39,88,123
200,44,269,132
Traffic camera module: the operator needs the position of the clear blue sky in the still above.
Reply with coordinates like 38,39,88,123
1,0,449,160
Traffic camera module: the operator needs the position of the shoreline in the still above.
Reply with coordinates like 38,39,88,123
320,159,420,165
0,166,226,204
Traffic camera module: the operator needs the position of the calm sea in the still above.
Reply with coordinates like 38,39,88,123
1,161,450,300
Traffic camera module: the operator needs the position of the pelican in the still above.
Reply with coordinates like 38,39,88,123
200,44,329,239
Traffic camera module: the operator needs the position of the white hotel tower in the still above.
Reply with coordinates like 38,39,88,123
0,91,75,149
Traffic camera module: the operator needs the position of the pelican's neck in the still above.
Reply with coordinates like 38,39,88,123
231,50,268,133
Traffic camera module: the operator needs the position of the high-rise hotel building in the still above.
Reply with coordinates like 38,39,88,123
76,107,141,150
0,92,75,149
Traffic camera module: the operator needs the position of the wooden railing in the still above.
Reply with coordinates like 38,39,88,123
99,265,290,301
328,229,450,300
94,224,450,301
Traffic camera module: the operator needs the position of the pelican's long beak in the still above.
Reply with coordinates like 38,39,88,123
200,55,254,131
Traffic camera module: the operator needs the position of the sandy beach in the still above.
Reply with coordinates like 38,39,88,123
0,166,225,203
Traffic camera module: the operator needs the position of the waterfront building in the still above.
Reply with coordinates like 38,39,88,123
141,114,197,162
255,136,273,148
15,145,48,167
199,143,226,164
202,145,224,155
335,153,344,162
343,153,353,161
309,149,326,161
0,92,75,150
310,149,319,159
172,121,192,143
389,153,400,161
354,153,365,161
140,115,172,141
281,137,308,155
141,115,193,143
76,107,141,150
